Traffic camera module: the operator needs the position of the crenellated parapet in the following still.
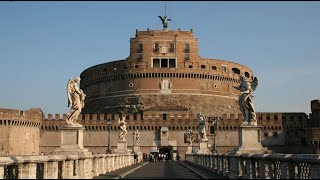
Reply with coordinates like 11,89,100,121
0,108,43,128
40,112,310,133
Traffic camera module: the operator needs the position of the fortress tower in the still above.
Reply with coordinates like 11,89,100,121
80,26,254,116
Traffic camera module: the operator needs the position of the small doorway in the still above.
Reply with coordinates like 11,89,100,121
159,146,172,160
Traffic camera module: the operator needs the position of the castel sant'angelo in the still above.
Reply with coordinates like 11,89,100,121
1,16,320,159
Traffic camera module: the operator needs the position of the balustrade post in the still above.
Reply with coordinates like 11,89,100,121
19,163,37,179
115,155,119,170
280,160,289,179
268,160,274,179
209,155,213,170
62,159,73,178
228,154,240,179
222,155,228,177
0,166,3,179
101,154,107,174
46,161,58,179
310,163,320,179
243,157,251,179
212,155,217,173
217,156,221,175
81,153,94,179
92,155,99,177
110,154,115,171
251,158,257,179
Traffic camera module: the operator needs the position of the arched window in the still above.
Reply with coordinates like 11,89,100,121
201,65,206,69
212,66,217,70
232,68,240,74
245,72,250,78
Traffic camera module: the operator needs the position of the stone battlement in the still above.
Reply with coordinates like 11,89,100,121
40,112,309,131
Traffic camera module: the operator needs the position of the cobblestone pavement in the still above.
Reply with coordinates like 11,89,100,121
94,160,228,179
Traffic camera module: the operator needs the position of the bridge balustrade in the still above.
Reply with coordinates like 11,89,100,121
0,153,134,179
185,153,320,179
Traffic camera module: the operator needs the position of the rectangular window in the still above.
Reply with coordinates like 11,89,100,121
153,58,176,68
221,65,227,72
163,113,167,120
185,54,190,61
138,54,143,61
161,58,168,68
138,44,143,53
169,43,174,52
154,43,159,52
153,59,160,68
185,43,190,52
169,59,176,68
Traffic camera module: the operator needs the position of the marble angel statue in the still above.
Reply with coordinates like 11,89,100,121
66,77,86,127
233,74,259,126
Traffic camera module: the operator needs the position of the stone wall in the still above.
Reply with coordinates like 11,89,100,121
0,108,43,156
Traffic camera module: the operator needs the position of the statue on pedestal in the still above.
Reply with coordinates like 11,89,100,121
133,129,140,145
233,74,259,126
118,116,128,142
186,129,195,145
66,77,86,127
197,113,208,142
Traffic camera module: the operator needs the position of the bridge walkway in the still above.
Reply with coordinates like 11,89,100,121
94,160,228,179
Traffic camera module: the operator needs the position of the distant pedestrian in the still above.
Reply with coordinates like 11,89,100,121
134,153,138,164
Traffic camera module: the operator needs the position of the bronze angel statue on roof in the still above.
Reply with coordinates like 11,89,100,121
66,77,86,127
158,15,171,30
233,74,258,126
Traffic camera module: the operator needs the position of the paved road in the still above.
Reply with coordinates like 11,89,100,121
124,161,202,179
94,160,228,179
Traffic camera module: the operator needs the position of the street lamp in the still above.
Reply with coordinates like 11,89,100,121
132,131,135,153
212,116,218,154
106,117,112,154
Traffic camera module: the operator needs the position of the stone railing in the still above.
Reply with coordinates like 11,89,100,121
185,153,320,179
0,153,134,179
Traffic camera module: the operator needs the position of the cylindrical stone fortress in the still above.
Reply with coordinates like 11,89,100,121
80,29,254,116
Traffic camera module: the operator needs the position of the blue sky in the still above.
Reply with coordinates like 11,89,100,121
0,1,319,115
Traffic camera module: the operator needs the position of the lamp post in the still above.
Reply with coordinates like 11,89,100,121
132,131,135,153
212,116,218,154
106,117,112,154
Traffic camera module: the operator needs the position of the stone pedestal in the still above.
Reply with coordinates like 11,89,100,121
133,145,140,153
231,125,269,154
116,141,129,154
197,141,211,154
133,145,143,162
54,127,92,155
185,145,193,154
